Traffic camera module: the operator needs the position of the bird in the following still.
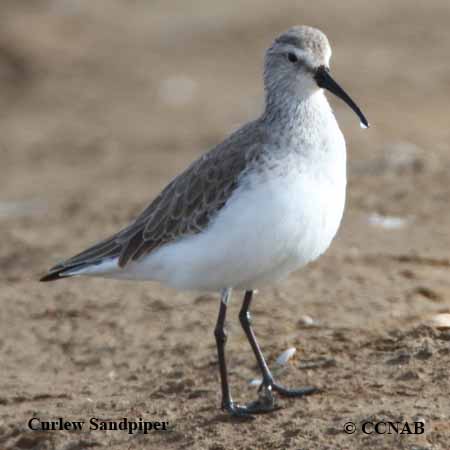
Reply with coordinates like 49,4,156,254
40,25,368,418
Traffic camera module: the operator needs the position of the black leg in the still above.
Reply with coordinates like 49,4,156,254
239,291,273,385
214,289,232,410
239,290,319,399
214,289,254,419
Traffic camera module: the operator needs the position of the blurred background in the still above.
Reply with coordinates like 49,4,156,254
1,1,450,449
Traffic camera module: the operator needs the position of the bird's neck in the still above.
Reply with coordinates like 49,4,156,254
259,89,345,175
262,89,332,135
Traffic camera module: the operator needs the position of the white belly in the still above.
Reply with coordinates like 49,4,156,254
113,157,346,291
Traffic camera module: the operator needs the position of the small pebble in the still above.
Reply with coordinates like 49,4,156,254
298,315,317,327
430,314,450,329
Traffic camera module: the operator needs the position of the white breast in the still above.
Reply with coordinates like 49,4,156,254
117,135,346,291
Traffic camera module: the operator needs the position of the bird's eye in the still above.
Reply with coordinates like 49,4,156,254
287,52,298,63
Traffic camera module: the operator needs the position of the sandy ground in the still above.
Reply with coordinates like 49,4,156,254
1,1,450,449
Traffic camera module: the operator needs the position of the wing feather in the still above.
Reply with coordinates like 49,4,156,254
41,120,262,279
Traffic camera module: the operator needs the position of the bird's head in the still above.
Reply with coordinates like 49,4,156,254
264,25,369,128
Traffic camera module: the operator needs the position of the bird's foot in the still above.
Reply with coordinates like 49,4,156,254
223,385,280,419
271,382,320,397
222,401,256,420
222,383,318,419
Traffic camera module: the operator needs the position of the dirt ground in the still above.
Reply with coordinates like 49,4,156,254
1,1,450,449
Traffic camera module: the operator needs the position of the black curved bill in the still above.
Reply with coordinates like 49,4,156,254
315,66,369,128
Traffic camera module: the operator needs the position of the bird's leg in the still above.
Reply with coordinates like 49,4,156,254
214,288,254,419
239,290,319,400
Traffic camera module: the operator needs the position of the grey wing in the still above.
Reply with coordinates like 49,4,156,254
115,148,248,266
41,143,250,279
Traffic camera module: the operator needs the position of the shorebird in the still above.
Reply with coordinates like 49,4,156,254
40,26,368,418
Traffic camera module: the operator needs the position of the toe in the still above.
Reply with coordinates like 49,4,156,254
245,397,281,414
272,383,320,397
223,402,256,420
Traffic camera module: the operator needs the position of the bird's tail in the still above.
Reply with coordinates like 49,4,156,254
39,263,89,282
